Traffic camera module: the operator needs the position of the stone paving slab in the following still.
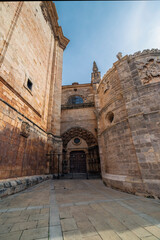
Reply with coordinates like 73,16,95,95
83,235,103,240
20,227,48,240
61,218,77,232
0,179,160,240
0,231,22,240
10,220,37,232
63,229,82,240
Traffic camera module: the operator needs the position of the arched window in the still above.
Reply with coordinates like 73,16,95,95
68,96,83,105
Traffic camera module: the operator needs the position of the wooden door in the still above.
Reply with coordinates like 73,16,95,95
70,151,86,173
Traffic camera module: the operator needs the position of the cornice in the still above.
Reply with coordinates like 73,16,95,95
56,26,70,50
62,83,91,89
41,1,69,50
61,102,95,110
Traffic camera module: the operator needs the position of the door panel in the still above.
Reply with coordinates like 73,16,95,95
70,151,86,173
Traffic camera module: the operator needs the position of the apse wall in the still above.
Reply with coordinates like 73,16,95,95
97,49,160,198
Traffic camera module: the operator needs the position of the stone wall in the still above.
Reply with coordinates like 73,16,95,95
98,49,160,198
0,99,50,179
0,2,69,179
61,83,97,137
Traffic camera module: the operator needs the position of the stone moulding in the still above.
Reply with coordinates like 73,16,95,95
97,93,123,118
61,102,95,110
99,109,158,137
56,26,70,50
41,1,69,50
0,75,41,117
102,174,160,198
97,66,116,93
47,133,62,143
102,173,145,196
61,127,97,148
62,83,91,89
0,97,46,135
99,117,128,137
128,48,160,60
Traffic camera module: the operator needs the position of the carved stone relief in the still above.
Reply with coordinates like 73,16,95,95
136,57,160,85
20,121,30,138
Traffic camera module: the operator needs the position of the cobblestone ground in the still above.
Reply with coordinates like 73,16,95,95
0,179,160,240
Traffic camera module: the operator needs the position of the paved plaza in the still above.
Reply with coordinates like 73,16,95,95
0,179,160,240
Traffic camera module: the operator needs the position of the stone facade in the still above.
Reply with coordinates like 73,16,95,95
0,2,160,198
0,2,69,179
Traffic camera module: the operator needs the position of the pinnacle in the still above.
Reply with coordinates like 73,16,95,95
93,61,98,72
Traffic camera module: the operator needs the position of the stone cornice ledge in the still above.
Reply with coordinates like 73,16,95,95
56,26,70,50
61,102,95,110
42,1,69,50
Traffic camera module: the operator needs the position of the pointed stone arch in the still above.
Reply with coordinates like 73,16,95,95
61,127,97,149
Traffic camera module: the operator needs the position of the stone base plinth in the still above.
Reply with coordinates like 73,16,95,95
0,174,52,198
102,173,146,196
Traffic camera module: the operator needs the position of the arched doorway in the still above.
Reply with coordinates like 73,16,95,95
61,127,101,177
70,151,86,173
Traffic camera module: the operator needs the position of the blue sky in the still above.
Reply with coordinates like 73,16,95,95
55,1,160,85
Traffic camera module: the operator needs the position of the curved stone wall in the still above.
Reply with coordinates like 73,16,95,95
97,49,160,198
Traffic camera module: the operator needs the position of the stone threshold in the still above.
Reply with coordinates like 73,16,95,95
0,174,52,199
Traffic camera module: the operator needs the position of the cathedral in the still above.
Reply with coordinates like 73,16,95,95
0,2,160,199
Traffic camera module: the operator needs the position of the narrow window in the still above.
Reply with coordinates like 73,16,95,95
27,78,33,91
